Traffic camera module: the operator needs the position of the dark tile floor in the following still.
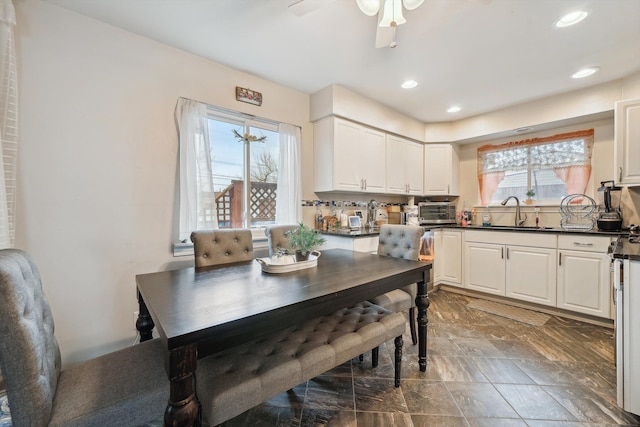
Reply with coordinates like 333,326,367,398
220,290,640,427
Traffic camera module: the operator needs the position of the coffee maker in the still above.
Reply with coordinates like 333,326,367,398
596,180,623,231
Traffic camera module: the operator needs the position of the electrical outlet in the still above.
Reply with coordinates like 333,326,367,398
133,311,139,330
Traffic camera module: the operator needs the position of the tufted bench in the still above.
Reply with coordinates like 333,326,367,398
196,301,406,426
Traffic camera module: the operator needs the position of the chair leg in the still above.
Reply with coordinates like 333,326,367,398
394,335,403,387
409,306,418,345
372,346,379,367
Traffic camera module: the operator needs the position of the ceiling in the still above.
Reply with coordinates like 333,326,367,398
43,0,640,123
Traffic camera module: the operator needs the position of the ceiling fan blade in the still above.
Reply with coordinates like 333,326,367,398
288,0,336,16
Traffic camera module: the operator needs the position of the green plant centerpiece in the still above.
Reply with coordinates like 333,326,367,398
525,189,535,204
286,222,326,261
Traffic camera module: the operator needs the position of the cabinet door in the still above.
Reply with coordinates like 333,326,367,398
360,127,386,193
433,230,443,283
385,136,407,194
424,144,458,195
464,242,505,295
441,231,462,285
406,141,424,195
557,250,611,318
615,98,640,185
333,118,366,192
505,246,557,307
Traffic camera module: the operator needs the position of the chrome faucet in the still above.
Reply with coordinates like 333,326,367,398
501,196,527,227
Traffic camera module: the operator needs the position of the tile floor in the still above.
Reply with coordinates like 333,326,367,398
219,290,640,427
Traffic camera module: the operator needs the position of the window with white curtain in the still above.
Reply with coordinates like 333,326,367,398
477,129,594,205
176,98,301,242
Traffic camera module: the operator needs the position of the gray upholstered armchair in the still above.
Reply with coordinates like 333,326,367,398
264,224,298,256
0,249,168,427
371,224,423,345
191,228,254,267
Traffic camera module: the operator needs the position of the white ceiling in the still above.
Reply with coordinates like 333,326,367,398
43,0,640,123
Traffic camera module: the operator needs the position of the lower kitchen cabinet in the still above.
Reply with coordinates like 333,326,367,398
464,230,557,307
557,234,614,319
435,229,463,286
505,245,556,306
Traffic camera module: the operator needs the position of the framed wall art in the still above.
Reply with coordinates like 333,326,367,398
235,86,262,106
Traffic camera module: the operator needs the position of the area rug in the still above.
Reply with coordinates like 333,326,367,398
466,299,550,326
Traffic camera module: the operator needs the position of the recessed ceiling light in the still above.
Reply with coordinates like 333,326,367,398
447,106,461,113
401,80,418,89
555,10,588,28
572,67,600,79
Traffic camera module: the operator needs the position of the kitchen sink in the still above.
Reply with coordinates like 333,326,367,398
471,225,558,232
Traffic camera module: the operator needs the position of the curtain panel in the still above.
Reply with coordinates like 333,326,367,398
176,98,217,241
477,129,594,205
0,0,17,249
275,123,301,225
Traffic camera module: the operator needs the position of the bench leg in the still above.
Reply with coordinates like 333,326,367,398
371,347,379,367
409,306,417,345
394,335,403,387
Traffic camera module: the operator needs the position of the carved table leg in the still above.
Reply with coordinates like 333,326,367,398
394,335,403,387
415,273,430,372
136,290,155,342
164,343,201,427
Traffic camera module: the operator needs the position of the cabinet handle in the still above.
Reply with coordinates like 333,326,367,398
364,178,367,190
573,242,593,247
619,166,623,183
559,252,562,266
501,247,504,259
506,247,509,259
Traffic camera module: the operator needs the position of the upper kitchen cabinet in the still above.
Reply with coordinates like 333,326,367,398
615,98,640,185
314,116,386,193
385,135,424,195
423,144,459,196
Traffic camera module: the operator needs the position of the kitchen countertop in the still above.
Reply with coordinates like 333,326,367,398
320,228,380,237
612,236,640,261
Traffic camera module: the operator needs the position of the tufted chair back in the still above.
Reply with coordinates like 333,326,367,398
377,224,423,261
0,249,62,426
191,229,254,267
264,224,297,257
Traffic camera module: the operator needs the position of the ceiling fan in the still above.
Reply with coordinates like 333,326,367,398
289,0,491,49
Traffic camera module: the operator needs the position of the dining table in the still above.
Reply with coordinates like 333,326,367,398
135,248,432,426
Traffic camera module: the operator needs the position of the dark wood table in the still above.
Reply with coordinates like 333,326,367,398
136,248,431,427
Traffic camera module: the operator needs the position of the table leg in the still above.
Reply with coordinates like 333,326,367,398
164,343,201,427
136,290,155,342
415,273,430,372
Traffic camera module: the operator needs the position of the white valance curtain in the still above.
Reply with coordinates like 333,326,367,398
275,123,301,225
477,129,594,205
176,98,217,241
0,0,17,249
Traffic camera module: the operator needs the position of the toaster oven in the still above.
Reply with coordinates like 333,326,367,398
418,202,457,225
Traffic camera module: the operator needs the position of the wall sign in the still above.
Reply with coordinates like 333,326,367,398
235,86,262,106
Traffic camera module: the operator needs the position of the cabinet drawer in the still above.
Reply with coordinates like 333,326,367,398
558,234,614,252
465,230,556,248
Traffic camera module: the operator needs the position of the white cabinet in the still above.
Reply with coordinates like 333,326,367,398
615,98,640,185
464,241,506,295
464,230,557,307
423,144,459,196
505,245,557,306
557,235,614,319
434,229,462,286
314,117,386,193
386,135,423,195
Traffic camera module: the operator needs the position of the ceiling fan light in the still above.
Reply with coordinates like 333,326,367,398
402,0,424,11
356,0,380,16
379,0,406,27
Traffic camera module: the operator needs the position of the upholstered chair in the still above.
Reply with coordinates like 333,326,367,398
191,228,254,267
0,249,169,427
371,224,423,345
264,224,298,256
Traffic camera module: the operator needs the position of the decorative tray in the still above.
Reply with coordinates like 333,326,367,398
255,251,321,274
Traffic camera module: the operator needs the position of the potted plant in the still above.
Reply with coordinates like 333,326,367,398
525,189,535,204
286,222,326,261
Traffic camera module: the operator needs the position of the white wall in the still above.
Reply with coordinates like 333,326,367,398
15,0,312,365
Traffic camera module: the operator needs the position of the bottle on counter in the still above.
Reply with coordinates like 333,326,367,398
314,202,323,230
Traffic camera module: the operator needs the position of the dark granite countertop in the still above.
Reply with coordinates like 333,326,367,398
320,228,380,238
459,224,625,237
612,236,640,261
